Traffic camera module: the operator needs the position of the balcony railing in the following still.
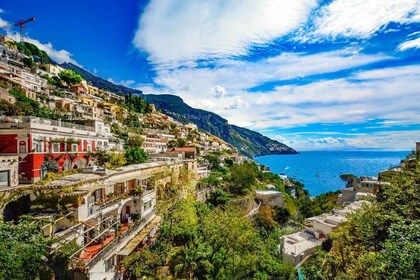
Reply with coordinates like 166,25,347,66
0,116,95,132
86,210,156,269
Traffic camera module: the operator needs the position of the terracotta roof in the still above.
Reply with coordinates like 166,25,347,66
172,146,196,152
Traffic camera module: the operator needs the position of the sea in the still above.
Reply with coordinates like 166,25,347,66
254,150,410,197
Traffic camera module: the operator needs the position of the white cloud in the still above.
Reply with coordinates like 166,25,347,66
0,12,9,29
107,78,136,87
210,86,226,98
398,37,420,51
134,0,319,65
151,49,391,120
309,0,420,39
279,130,420,151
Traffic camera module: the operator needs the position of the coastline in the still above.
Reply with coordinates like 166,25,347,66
255,150,409,196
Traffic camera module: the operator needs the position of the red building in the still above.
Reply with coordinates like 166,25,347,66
69,83,88,95
0,116,111,184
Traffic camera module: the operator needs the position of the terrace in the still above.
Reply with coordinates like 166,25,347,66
71,210,157,269
0,116,95,133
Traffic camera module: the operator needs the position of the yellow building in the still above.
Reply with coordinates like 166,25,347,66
41,64,63,76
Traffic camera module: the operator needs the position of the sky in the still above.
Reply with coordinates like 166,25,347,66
1,0,419,151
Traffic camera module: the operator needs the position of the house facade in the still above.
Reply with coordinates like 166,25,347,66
0,116,112,183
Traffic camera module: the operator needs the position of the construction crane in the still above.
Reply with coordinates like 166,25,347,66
14,17,36,43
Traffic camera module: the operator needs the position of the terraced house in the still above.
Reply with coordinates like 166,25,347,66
29,160,197,280
0,116,112,183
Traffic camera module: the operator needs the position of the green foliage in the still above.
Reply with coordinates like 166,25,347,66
125,147,148,165
92,148,110,167
9,87,39,110
58,69,82,85
207,189,231,206
298,191,340,218
0,221,45,280
23,42,51,63
168,139,177,148
49,241,80,279
109,152,126,167
126,134,144,148
176,138,187,147
123,113,142,128
126,95,152,114
228,161,258,195
205,153,221,170
224,157,234,167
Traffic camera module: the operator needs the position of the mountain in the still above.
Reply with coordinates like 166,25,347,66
61,63,298,157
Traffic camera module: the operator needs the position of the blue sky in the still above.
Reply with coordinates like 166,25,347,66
1,0,419,151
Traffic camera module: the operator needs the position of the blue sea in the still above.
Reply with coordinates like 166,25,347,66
254,150,410,196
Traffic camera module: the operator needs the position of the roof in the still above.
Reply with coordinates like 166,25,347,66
283,231,323,256
255,190,283,196
172,146,196,152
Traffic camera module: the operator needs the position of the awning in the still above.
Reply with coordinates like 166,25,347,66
83,218,99,228
117,215,161,256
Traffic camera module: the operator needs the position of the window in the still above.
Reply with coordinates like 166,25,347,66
52,143,60,153
72,144,78,152
0,171,10,188
87,144,92,152
19,141,26,153
34,143,43,153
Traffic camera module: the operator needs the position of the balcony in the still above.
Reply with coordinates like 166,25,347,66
74,210,157,269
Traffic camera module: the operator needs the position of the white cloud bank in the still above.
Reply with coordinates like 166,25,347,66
277,130,419,151
309,0,420,39
134,0,319,65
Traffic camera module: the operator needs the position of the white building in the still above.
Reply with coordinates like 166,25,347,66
255,190,285,207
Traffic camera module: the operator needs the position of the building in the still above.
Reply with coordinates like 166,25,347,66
168,146,197,159
337,176,385,205
30,160,198,279
0,116,112,183
282,231,323,265
0,35,15,47
70,83,88,95
34,166,160,280
0,87,16,104
255,190,285,207
41,63,64,76
282,200,370,265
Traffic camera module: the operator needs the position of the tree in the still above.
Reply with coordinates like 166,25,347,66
0,221,46,280
168,139,177,148
228,162,258,195
177,138,187,147
58,69,82,85
92,148,110,167
205,153,221,170
109,152,126,167
224,158,234,167
127,134,144,148
208,189,230,206
125,147,148,165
